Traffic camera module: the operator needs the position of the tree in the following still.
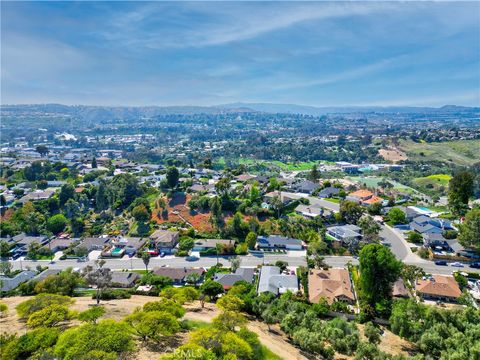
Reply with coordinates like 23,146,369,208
406,231,423,243
340,200,364,224
401,264,425,285
91,157,98,169
200,280,224,302
46,213,68,234
246,231,257,250
216,294,244,312
143,299,186,318
125,310,180,342
78,306,106,324
27,304,71,328
308,164,320,182
359,244,402,317
59,184,75,207
16,293,74,319
230,257,241,272
357,215,381,243
458,208,480,252
0,261,12,276
367,202,382,216
261,308,276,331
95,181,109,211
132,204,150,223
448,171,475,215
34,268,83,296
142,252,151,272
35,145,49,157
82,260,112,305
363,322,381,344
166,166,179,189
387,207,407,224
54,320,134,359
275,260,288,272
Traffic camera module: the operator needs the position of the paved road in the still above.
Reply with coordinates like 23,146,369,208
10,254,308,272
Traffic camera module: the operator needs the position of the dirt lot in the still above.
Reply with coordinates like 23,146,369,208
379,148,408,163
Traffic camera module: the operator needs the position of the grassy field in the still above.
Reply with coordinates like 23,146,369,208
347,176,417,193
412,174,451,193
399,139,480,166
216,158,335,171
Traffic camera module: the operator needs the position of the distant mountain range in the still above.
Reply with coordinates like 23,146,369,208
1,103,478,121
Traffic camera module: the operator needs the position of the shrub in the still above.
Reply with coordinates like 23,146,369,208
16,294,74,319
93,289,131,301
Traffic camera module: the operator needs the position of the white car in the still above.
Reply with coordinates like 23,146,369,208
450,262,464,267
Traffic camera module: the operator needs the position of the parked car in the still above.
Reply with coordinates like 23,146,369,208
469,262,480,268
435,260,448,266
159,252,165,258
450,262,464,267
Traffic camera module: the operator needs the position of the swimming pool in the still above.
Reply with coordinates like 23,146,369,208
111,247,123,255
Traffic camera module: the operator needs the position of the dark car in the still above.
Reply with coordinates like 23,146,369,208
469,262,480,268
435,260,448,266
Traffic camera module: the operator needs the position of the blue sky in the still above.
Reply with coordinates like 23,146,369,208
1,1,479,107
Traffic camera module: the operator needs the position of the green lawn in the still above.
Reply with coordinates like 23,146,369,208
411,173,451,193
323,198,341,204
347,176,416,193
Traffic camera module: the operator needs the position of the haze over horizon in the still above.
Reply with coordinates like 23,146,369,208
1,1,479,107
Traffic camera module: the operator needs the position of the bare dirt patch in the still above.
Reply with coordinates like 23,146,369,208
379,148,408,163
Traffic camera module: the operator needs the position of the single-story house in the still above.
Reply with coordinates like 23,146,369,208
257,266,298,295
110,271,141,288
152,267,205,285
9,234,50,258
326,225,362,245
46,238,77,253
263,191,296,206
76,237,111,253
308,268,355,305
0,270,36,292
192,239,236,252
416,275,461,302
318,187,340,198
346,189,374,203
256,235,303,250
214,268,255,289
17,188,56,204
292,180,320,195
149,230,179,254
235,174,256,182
295,204,324,219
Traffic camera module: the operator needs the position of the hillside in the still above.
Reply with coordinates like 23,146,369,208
399,139,480,166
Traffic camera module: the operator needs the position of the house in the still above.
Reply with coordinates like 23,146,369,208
346,189,381,205
192,239,236,252
17,188,56,204
392,279,409,298
308,268,355,305
76,236,111,253
257,266,298,295
46,237,77,253
152,267,205,285
295,204,324,219
110,271,141,288
416,275,461,302
0,270,36,292
235,174,256,182
256,235,303,250
214,268,255,289
103,237,145,257
292,180,320,195
326,225,362,245
33,269,62,282
263,191,296,206
149,230,179,254
318,187,340,198
9,234,49,258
